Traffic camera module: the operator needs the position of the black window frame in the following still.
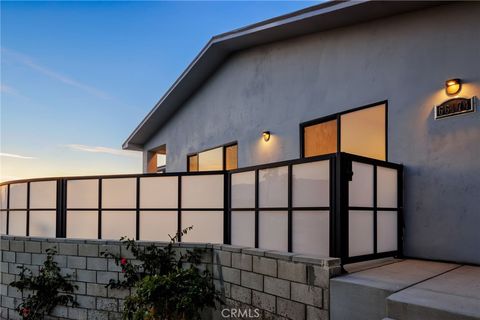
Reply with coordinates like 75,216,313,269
299,100,388,161
187,141,238,172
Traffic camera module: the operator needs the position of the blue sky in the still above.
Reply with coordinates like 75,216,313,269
0,1,319,181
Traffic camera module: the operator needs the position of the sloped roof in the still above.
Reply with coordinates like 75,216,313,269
123,0,443,150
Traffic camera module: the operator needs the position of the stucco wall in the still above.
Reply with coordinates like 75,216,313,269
143,3,480,264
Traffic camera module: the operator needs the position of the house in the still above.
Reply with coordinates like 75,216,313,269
123,1,480,266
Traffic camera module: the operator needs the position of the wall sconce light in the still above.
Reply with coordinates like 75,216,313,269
262,131,271,142
445,78,461,96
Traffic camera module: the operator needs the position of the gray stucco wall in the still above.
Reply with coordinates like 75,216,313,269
143,3,480,264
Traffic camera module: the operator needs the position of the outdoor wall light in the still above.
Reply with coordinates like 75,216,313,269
262,131,271,142
445,78,461,96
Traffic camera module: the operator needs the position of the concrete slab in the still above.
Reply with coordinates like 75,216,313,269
387,265,480,320
330,260,459,320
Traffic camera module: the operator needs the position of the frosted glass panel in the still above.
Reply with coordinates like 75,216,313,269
341,104,386,160
182,175,224,208
181,211,223,243
102,211,136,240
30,181,57,209
259,211,288,251
198,147,223,171
140,177,178,208
259,167,288,208
9,211,27,236
349,162,374,207
67,179,98,209
67,211,98,239
1,211,7,234
102,178,136,209
29,211,56,237
231,171,255,209
140,211,177,241
377,167,398,208
348,211,374,257
0,186,7,209
10,183,27,209
377,211,398,253
292,161,330,207
293,211,329,256
304,119,337,157
231,211,255,247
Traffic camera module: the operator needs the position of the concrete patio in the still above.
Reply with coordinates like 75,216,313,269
331,259,480,320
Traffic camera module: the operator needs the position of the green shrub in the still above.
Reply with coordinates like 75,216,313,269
103,227,221,320
10,248,78,320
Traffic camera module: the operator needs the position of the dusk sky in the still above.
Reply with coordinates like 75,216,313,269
0,1,320,182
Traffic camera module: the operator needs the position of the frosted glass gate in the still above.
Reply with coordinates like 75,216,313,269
0,153,403,264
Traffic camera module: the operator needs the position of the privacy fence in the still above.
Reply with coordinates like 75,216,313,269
0,153,402,264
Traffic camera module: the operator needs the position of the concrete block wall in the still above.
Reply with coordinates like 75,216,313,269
212,245,341,320
0,236,340,320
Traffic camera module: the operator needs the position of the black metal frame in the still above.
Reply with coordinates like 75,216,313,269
299,100,389,161
1,152,403,266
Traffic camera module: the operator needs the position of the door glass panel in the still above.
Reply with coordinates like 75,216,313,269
225,144,238,170
198,147,223,171
188,154,199,172
304,119,337,157
341,104,386,160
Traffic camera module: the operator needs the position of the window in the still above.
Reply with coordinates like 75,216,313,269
188,143,238,172
147,145,167,173
301,102,387,160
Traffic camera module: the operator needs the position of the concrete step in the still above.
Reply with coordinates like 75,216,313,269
386,265,480,320
330,259,460,320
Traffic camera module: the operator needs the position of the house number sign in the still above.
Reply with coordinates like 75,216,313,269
434,97,476,120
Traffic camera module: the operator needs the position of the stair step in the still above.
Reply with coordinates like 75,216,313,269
386,265,480,320
330,259,459,320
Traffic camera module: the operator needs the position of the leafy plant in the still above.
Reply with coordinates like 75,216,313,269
102,227,221,320
10,248,78,320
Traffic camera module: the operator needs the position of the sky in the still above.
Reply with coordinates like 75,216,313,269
0,1,320,182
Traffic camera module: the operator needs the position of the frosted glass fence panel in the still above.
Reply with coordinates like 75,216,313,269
102,178,136,209
140,177,178,208
231,171,255,208
349,162,374,207
348,211,374,257
231,211,255,247
0,186,7,209
140,211,177,241
377,211,398,253
181,211,223,243
30,181,57,209
66,211,98,239
9,211,27,236
377,167,398,208
181,175,224,209
259,211,288,251
1,211,7,234
293,211,329,256
29,211,56,237
9,183,27,209
259,167,288,207
292,161,330,207
67,179,98,209
102,211,136,239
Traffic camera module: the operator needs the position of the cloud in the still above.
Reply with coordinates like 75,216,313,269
0,152,36,159
0,84,28,99
64,144,140,157
1,48,111,100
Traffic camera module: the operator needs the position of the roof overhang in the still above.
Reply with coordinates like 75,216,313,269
123,0,446,150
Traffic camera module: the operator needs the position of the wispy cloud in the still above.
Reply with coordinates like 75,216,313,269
2,47,111,100
0,84,28,99
0,152,36,159
64,144,140,157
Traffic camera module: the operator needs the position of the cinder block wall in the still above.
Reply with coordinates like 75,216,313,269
0,236,340,320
